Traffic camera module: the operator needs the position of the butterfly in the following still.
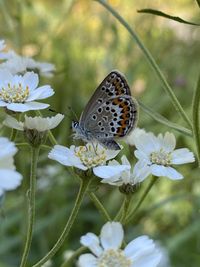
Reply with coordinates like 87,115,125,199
72,70,138,150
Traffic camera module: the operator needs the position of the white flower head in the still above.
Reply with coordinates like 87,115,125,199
134,131,195,180
101,155,150,188
0,69,54,112
4,114,64,146
48,143,130,178
78,221,161,267
0,50,55,77
123,128,146,146
0,137,22,196
4,114,64,132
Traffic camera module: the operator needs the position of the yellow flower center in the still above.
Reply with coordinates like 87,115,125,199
0,83,29,103
75,144,107,168
150,149,172,166
98,249,131,267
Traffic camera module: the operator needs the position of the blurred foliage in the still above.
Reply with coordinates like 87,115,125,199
0,0,200,266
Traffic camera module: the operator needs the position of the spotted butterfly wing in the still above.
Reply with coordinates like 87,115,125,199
79,70,138,150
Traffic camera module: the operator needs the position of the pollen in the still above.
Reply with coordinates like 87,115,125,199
150,149,172,166
75,144,107,168
0,82,30,103
97,249,131,267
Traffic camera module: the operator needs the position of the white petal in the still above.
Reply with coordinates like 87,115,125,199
48,145,87,170
132,161,151,184
134,132,160,155
121,155,131,166
0,100,7,107
80,233,103,257
0,69,13,83
7,102,49,112
0,138,17,159
131,249,161,267
151,165,183,180
100,222,124,250
6,103,32,112
0,156,15,170
3,115,24,131
123,128,146,146
125,235,161,267
134,150,150,163
24,114,64,131
158,132,176,152
171,148,195,164
0,169,22,191
22,72,39,90
105,146,122,161
93,165,130,179
27,85,54,101
78,254,97,267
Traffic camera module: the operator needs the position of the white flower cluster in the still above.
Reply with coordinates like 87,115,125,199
0,39,61,196
0,41,55,77
48,128,195,183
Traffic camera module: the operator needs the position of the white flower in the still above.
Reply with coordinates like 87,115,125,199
101,155,150,186
0,137,22,196
123,128,146,146
4,114,64,132
0,70,54,112
78,221,161,267
48,143,130,178
0,50,55,77
134,131,195,180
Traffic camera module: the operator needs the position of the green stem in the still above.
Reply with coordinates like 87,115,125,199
89,192,112,221
114,197,126,221
192,74,200,166
95,0,192,129
10,128,17,141
60,247,87,267
32,177,91,267
120,195,132,223
125,176,158,224
20,146,40,267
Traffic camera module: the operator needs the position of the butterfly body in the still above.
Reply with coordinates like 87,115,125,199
72,70,138,150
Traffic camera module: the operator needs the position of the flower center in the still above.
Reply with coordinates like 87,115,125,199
97,249,131,267
75,144,107,168
0,83,29,103
150,149,172,166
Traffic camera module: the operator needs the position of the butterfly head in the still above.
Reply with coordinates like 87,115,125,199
72,120,89,142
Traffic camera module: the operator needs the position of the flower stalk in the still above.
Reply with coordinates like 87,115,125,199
20,146,40,267
33,176,91,267
89,192,112,221
125,176,158,224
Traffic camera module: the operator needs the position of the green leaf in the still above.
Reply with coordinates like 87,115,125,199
138,100,192,137
192,74,200,166
138,9,200,26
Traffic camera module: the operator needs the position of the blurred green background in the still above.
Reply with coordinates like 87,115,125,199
0,0,200,266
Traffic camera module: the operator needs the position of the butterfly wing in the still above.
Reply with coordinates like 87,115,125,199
79,70,138,149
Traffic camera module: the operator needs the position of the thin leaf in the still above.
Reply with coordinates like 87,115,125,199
138,9,200,26
192,74,200,166
196,0,200,8
138,100,192,137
